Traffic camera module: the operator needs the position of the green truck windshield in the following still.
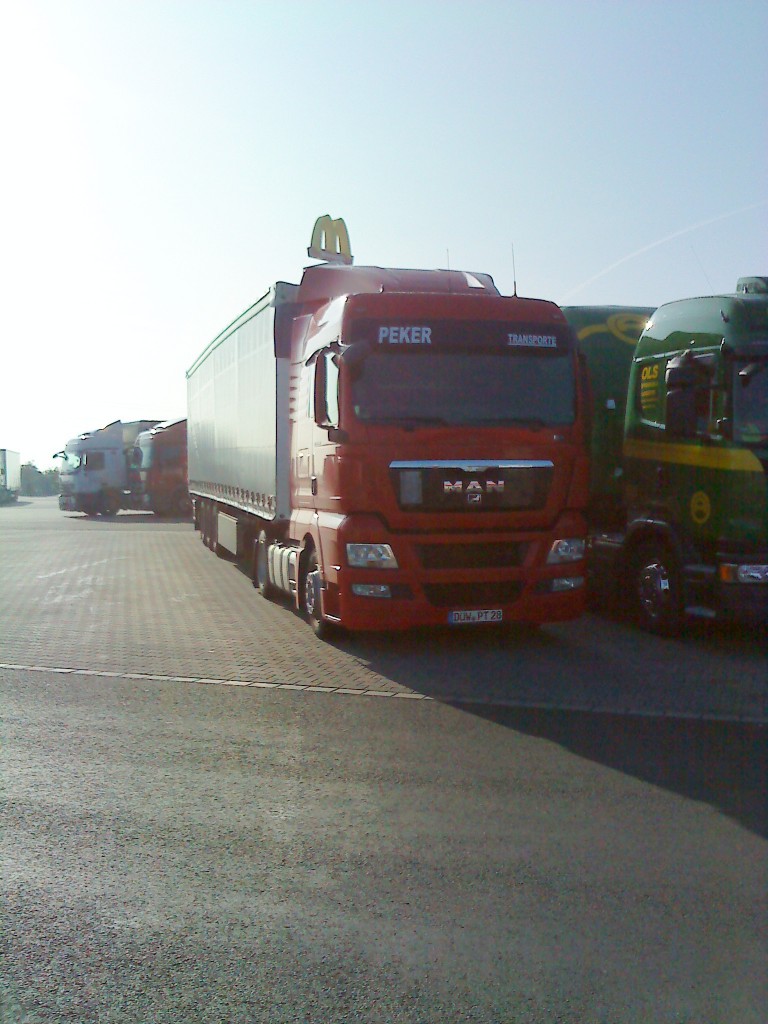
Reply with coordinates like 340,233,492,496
733,359,768,444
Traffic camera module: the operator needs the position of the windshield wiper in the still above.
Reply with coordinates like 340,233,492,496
469,416,549,428
371,415,449,427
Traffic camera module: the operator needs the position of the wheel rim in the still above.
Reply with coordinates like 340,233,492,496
304,568,319,619
638,560,672,623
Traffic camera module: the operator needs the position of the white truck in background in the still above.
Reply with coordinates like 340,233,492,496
0,449,21,504
54,420,159,516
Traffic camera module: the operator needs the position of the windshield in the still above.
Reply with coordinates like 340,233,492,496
56,451,81,474
350,350,575,426
134,439,183,468
135,438,153,469
732,358,768,444
347,319,575,426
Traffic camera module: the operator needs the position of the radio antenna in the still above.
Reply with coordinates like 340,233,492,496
511,243,518,297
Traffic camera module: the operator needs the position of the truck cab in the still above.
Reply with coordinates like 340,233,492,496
132,419,190,517
55,420,160,516
621,277,768,629
292,277,589,633
568,279,768,633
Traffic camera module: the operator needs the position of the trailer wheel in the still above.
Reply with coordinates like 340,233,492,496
630,541,683,637
202,501,214,549
174,489,192,518
200,501,208,545
254,532,277,600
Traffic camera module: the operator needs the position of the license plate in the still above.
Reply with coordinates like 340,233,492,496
448,608,503,625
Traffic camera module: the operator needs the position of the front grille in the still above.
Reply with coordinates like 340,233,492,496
391,461,553,512
422,581,523,608
416,542,525,570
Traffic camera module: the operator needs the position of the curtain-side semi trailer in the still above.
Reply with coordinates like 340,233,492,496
187,223,590,638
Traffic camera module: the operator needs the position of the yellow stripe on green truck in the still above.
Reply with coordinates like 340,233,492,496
624,438,764,474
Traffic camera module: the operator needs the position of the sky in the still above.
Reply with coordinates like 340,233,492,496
1,0,765,469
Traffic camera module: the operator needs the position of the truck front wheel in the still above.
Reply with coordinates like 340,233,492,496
100,494,119,517
630,541,683,637
302,550,334,640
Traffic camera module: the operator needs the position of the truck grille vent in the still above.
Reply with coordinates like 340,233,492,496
422,581,523,608
391,462,553,512
416,542,525,570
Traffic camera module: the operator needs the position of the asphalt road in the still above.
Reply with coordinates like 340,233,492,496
1,498,767,1023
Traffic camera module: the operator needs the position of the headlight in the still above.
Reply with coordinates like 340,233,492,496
720,563,768,584
546,538,586,564
352,584,392,598
346,543,399,569
551,576,585,591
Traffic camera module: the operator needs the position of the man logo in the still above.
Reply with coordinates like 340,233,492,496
307,215,353,265
444,480,505,494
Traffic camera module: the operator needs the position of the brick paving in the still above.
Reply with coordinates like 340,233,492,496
1,498,766,720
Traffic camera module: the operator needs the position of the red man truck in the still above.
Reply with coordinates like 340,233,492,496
187,218,590,637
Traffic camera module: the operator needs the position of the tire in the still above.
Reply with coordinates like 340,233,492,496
199,501,207,545
100,492,120,517
302,549,333,639
174,489,192,518
630,541,683,636
202,501,214,549
254,532,277,600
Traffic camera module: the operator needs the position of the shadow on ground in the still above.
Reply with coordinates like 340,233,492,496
462,704,768,840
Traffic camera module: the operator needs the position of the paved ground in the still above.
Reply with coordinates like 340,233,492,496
3,670,767,1024
1,498,767,1023
1,498,766,721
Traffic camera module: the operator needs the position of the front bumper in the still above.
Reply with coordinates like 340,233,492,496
717,581,768,624
317,527,587,631
328,583,585,631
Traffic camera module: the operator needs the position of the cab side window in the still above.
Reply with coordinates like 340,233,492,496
325,353,340,426
84,452,106,471
664,351,719,438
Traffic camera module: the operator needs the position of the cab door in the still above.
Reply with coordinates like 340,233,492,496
292,358,316,511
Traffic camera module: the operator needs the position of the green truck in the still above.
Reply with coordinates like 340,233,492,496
564,277,768,634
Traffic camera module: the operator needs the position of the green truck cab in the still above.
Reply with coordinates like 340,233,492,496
565,279,768,634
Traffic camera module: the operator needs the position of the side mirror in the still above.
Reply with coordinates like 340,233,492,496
665,362,696,388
